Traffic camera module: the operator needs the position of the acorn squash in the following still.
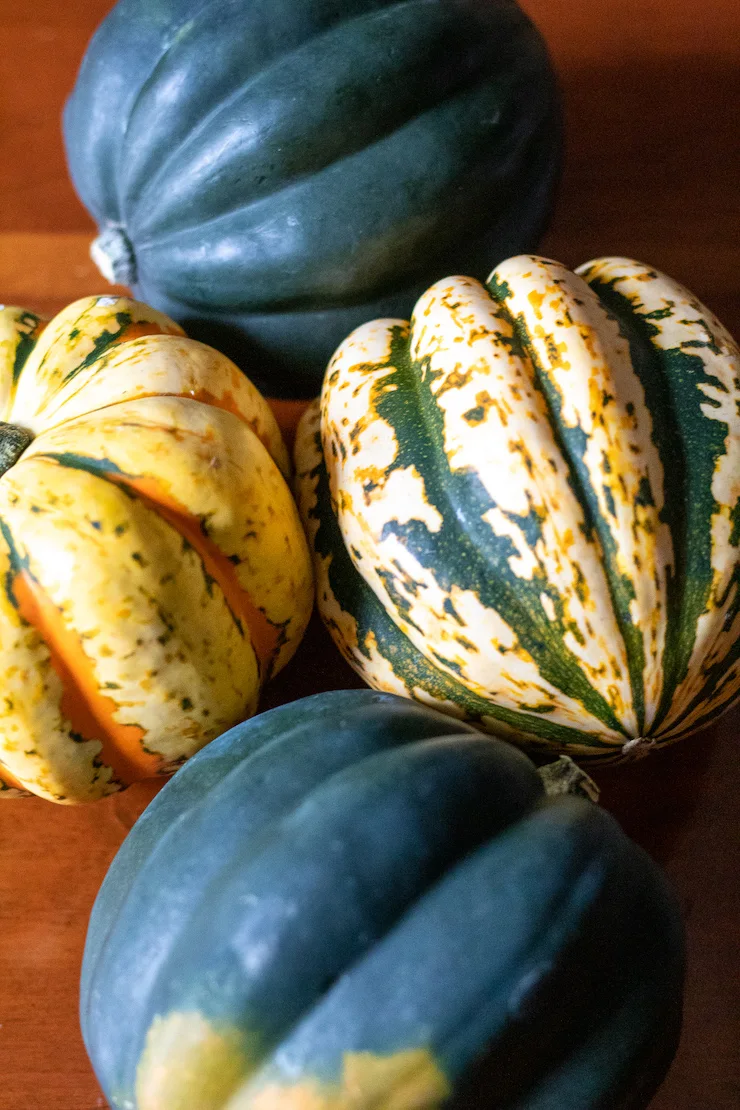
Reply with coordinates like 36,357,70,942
0,296,312,802
295,255,740,762
63,0,561,398
81,689,684,1110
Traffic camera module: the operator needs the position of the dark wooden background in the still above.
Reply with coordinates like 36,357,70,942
0,1,738,1107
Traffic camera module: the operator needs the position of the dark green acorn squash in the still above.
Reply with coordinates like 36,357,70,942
81,689,684,1110
63,0,561,397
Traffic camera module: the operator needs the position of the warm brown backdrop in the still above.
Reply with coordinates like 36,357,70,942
0,1,738,1108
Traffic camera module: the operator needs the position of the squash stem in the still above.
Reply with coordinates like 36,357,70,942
537,756,600,802
0,422,33,477
90,224,137,286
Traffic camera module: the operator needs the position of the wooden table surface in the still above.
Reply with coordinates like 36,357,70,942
1,1,738,1107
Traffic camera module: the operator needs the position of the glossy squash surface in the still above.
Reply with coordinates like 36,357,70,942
295,255,740,762
81,690,684,1110
63,0,561,397
0,297,312,802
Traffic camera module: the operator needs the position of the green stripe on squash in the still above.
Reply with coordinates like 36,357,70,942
296,405,620,756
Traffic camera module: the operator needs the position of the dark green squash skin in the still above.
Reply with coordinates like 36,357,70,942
81,690,684,1110
63,0,561,397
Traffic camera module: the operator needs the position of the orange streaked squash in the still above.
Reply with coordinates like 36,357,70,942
0,296,313,802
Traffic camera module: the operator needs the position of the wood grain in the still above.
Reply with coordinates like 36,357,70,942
0,1,738,1108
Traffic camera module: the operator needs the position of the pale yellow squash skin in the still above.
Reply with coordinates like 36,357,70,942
133,1009,449,1110
0,296,313,802
298,255,740,761
227,1050,450,1110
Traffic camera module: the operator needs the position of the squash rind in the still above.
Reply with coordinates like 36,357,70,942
295,255,740,760
64,0,562,396
81,690,684,1110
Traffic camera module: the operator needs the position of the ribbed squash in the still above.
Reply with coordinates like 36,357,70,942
295,255,740,762
0,296,312,803
63,0,561,397
81,690,684,1110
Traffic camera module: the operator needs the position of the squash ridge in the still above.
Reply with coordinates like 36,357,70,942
27,449,286,674
486,272,648,736
343,326,630,736
301,404,624,755
0,513,155,789
581,269,737,738
131,72,551,307
122,0,476,227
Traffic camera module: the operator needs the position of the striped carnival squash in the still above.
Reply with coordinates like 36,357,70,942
0,297,312,803
295,255,740,763
63,0,561,398
82,690,684,1110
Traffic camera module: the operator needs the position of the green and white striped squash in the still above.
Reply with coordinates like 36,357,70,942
295,255,740,763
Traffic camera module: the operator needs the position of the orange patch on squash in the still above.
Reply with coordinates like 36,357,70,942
185,388,304,458
122,388,287,465
109,474,282,677
114,321,181,348
11,570,159,786
184,387,247,424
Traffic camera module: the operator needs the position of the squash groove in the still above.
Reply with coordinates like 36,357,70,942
0,513,154,785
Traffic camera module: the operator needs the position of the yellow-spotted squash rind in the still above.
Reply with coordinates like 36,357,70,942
295,255,740,762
